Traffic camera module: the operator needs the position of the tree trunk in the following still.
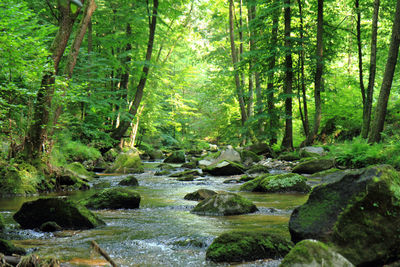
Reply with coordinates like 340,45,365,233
361,0,380,138
111,0,159,142
307,0,324,145
267,1,280,145
281,0,294,151
368,0,400,143
356,0,366,108
228,0,248,127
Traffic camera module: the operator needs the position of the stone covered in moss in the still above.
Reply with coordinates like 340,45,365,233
206,231,292,262
299,146,326,157
13,197,105,229
0,239,26,256
106,150,144,174
191,192,258,216
289,165,400,266
164,150,186,163
40,221,62,232
118,175,139,186
278,152,301,161
181,161,197,169
184,189,217,201
155,170,171,176
82,187,141,210
241,173,310,193
292,158,335,174
239,150,261,165
57,162,93,190
148,149,164,160
203,160,245,176
247,164,269,174
280,239,353,267
310,168,346,184
245,143,276,157
170,170,200,178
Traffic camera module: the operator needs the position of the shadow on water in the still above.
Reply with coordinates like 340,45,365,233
1,162,309,266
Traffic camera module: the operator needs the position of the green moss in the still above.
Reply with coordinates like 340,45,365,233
62,141,101,162
310,168,341,178
118,175,139,186
106,151,144,173
0,214,4,231
240,174,269,191
278,151,301,161
66,162,94,179
240,150,261,163
0,238,26,255
240,173,310,193
81,187,141,209
206,231,293,262
169,170,200,177
155,170,171,176
247,164,269,174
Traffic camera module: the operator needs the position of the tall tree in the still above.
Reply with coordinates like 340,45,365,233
306,0,324,145
361,0,380,138
281,0,294,150
368,0,400,143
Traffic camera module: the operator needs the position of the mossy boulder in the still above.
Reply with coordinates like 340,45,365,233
247,164,269,174
238,174,254,183
245,143,276,157
40,221,62,232
191,192,258,216
81,187,141,210
278,152,301,161
214,146,241,163
289,165,400,266
292,158,335,174
206,231,292,262
169,170,200,178
239,150,261,165
155,170,171,176
13,198,105,229
0,239,26,256
181,161,197,169
310,168,346,184
103,148,119,162
177,175,195,181
148,149,164,160
118,175,139,186
299,146,326,157
203,160,245,176
57,162,93,190
157,163,175,170
164,150,186,163
106,150,143,174
184,189,217,201
280,240,354,267
241,173,310,193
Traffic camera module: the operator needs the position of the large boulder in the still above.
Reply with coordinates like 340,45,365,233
299,146,326,157
203,160,245,176
56,162,93,190
184,189,217,201
292,158,335,174
206,231,292,262
81,188,141,210
245,143,276,157
13,198,105,229
239,150,261,166
289,165,400,266
191,192,258,216
118,175,139,186
240,173,310,193
164,150,186,163
214,146,241,163
169,170,201,178
0,239,26,256
280,240,354,267
106,150,144,174
148,149,164,160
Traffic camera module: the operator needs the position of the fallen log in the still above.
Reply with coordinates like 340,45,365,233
90,240,118,267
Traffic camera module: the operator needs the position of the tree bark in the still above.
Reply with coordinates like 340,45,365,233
356,0,366,107
111,0,159,142
361,0,380,138
307,0,324,145
281,0,294,151
369,0,400,143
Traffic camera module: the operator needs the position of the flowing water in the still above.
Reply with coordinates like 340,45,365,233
0,162,308,267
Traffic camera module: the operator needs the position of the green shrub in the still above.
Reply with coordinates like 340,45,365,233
62,141,101,163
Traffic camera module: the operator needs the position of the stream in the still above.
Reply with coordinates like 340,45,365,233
0,162,308,266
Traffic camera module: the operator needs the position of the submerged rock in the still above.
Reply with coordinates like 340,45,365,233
164,150,186,163
280,240,353,267
289,165,400,266
82,187,141,209
191,192,258,216
292,158,335,174
106,149,144,174
40,221,62,232
184,189,217,201
206,231,292,262
13,198,105,229
118,175,139,186
0,239,26,256
203,160,245,176
240,173,310,193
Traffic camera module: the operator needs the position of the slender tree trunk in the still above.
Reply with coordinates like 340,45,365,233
369,0,400,143
356,0,366,108
267,1,280,145
228,0,247,127
281,0,294,151
307,0,324,145
361,0,380,138
298,0,309,139
247,4,255,118
111,0,159,142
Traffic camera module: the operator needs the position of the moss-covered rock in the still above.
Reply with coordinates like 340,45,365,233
81,187,140,210
206,231,292,262
148,149,164,160
177,175,195,181
106,150,144,174
278,152,301,161
292,158,335,174
245,143,276,157
203,160,246,176
56,162,93,190
155,170,171,176
247,164,270,174
157,163,175,170
181,161,197,169
239,150,261,165
169,170,200,178
241,173,310,193
118,175,139,186
13,198,105,229
164,150,186,163
0,239,26,256
280,240,354,267
103,148,119,162
40,221,62,232
289,165,400,266
309,168,346,184
184,189,217,201
299,146,326,158
238,174,254,183
191,192,258,216
214,146,241,163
